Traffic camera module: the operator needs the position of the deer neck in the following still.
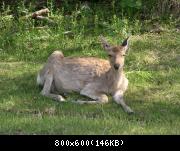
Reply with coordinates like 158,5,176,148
107,67,124,91
109,67,123,79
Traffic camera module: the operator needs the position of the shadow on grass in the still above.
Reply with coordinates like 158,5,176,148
0,63,180,135
0,68,179,120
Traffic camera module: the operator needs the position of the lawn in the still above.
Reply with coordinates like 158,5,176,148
0,26,180,134
0,1,180,134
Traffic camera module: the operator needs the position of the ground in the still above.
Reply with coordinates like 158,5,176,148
0,30,180,134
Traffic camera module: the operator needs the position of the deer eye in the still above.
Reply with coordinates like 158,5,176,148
122,54,126,56
108,54,112,57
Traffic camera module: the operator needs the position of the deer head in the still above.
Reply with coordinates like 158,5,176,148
100,36,129,71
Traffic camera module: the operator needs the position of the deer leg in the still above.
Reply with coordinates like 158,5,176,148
113,90,134,114
40,72,65,102
72,84,108,104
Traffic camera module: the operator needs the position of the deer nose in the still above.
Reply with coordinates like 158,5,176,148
114,64,120,70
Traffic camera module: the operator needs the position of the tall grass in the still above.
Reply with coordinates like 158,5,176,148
0,1,146,62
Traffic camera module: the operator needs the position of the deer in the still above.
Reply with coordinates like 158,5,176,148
37,36,134,114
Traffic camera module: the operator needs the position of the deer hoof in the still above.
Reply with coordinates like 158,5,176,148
57,95,66,102
125,106,134,114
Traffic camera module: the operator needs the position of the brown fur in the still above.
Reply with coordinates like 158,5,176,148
37,37,133,113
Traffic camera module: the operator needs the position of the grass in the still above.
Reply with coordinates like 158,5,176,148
0,6,180,134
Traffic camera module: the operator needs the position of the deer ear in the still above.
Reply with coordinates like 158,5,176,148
121,37,129,51
99,36,112,51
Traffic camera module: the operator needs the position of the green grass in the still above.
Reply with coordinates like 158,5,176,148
0,31,179,134
0,7,180,134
